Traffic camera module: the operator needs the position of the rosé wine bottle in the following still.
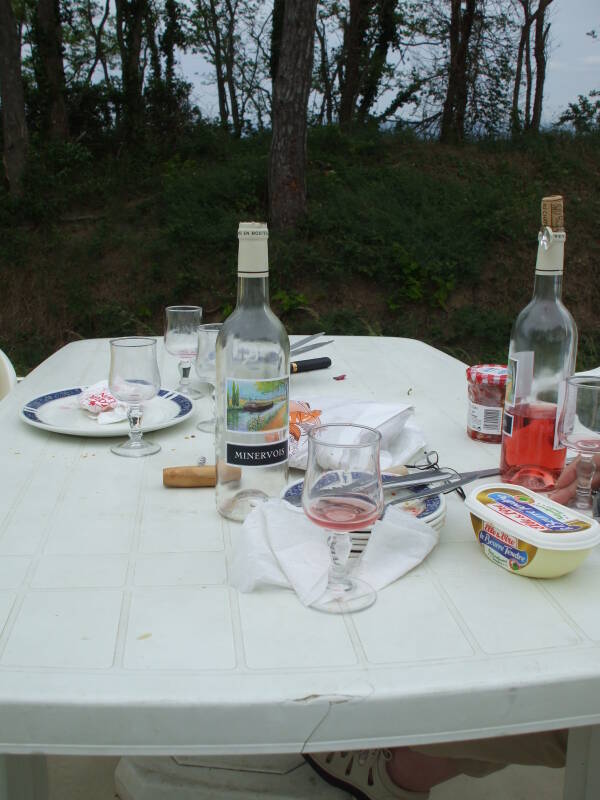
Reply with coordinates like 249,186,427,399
500,196,577,491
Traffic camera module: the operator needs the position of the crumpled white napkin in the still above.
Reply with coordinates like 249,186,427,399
230,499,439,607
288,397,422,471
79,381,128,425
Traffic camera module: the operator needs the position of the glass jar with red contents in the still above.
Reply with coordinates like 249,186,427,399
466,364,508,443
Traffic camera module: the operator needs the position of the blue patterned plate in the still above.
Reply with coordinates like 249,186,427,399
21,388,194,437
282,473,445,528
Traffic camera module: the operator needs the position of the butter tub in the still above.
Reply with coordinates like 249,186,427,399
465,483,600,578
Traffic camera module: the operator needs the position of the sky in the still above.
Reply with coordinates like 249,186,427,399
544,0,599,121
181,0,599,126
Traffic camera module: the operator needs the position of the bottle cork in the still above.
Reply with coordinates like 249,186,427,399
541,196,564,231
162,464,242,487
163,465,217,488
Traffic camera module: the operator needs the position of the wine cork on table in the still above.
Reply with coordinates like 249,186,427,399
162,464,242,487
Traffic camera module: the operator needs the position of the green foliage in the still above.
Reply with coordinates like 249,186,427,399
1,125,599,377
557,91,600,134
272,289,309,314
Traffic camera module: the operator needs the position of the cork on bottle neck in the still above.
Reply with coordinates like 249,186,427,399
536,196,565,275
541,196,564,232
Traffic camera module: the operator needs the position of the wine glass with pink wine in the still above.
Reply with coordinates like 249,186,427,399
302,424,384,614
558,376,600,515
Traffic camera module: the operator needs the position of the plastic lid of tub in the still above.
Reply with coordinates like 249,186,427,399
465,483,600,551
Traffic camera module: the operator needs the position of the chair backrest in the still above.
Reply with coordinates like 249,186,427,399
0,349,17,400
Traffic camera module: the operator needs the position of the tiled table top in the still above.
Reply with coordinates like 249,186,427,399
1,336,599,756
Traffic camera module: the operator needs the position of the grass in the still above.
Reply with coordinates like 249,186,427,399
0,125,599,375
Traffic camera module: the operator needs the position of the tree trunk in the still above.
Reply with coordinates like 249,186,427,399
524,9,533,127
35,0,69,139
268,0,318,230
315,21,335,125
531,0,553,132
511,0,533,135
115,0,146,141
223,0,241,137
84,0,112,89
338,0,373,128
440,0,477,144
207,0,229,129
357,0,397,123
145,6,162,83
0,0,29,196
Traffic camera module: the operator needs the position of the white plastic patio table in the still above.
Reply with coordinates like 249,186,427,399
0,336,598,800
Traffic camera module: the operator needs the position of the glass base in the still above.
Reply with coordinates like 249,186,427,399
500,465,560,492
174,383,204,399
217,489,270,522
111,439,161,458
310,577,376,614
196,417,216,433
565,496,595,517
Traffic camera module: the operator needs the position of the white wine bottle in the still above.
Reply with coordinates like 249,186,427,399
215,222,290,521
500,196,578,491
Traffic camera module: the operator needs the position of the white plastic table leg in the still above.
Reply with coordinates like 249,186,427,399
0,755,48,800
564,726,600,800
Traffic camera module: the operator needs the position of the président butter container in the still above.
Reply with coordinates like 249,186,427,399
466,483,600,578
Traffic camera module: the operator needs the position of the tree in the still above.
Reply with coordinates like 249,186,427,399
191,0,271,136
33,0,69,139
115,0,147,140
439,0,477,143
511,0,534,134
557,90,600,133
268,0,318,229
0,0,29,196
356,0,398,122
338,0,372,127
530,0,553,132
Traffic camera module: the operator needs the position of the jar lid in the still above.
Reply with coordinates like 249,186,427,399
466,364,508,385
466,484,600,551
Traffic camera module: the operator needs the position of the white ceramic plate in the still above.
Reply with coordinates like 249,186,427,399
21,388,194,438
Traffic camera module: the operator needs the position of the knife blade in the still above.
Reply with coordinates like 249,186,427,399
289,339,334,356
290,332,326,351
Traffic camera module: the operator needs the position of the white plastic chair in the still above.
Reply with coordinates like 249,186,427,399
0,349,18,400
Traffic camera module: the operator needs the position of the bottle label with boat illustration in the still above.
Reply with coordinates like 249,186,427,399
225,376,289,467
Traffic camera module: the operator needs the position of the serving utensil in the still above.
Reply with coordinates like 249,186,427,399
386,467,501,508
290,333,334,356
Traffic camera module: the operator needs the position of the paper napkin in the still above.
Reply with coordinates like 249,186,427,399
230,499,439,607
289,397,424,471
79,381,128,424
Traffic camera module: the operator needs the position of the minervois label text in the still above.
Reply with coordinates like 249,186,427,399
227,440,288,467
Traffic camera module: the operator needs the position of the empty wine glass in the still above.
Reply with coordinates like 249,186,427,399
194,323,222,433
164,305,203,397
558,376,600,515
108,337,161,457
302,424,384,614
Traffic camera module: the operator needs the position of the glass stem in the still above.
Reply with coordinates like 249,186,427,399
127,405,143,445
574,454,596,510
326,531,352,590
179,361,191,387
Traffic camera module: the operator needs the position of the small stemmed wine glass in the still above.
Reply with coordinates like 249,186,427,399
194,323,222,433
558,376,600,515
164,305,203,398
108,337,161,457
302,424,384,614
